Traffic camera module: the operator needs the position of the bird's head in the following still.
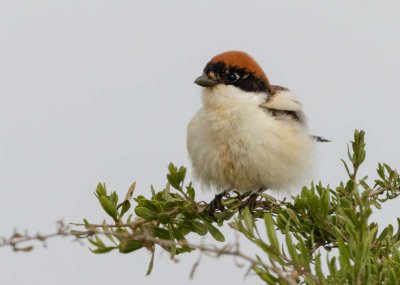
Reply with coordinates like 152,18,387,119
195,51,272,94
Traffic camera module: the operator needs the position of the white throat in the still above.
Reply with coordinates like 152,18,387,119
201,85,267,109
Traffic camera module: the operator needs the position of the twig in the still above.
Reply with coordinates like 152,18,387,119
70,209,180,230
367,186,399,198
1,219,302,284
189,254,202,280
0,221,70,252
74,226,301,285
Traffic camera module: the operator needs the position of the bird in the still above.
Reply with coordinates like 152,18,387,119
186,51,329,212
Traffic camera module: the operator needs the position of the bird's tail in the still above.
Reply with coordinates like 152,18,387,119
311,135,331,142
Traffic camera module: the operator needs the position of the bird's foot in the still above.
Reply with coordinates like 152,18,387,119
239,193,260,211
208,190,230,214
239,188,267,211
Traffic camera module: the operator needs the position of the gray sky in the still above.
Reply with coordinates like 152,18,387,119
1,1,399,284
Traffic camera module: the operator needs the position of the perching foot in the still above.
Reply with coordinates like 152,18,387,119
208,189,231,214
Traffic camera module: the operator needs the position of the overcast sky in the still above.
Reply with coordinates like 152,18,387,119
1,1,400,284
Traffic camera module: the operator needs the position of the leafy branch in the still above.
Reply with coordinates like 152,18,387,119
2,130,400,284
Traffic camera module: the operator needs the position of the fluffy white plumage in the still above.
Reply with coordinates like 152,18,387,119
187,84,315,193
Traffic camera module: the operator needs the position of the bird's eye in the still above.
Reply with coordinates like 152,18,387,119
227,72,239,83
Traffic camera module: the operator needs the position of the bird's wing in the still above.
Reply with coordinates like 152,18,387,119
311,136,331,142
259,85,331,142
259,85,306,124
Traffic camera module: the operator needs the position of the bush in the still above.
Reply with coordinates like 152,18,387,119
3,130,400,284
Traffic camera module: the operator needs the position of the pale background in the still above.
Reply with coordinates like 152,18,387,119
1,1,399,284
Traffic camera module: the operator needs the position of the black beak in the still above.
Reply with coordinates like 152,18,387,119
194,74,218,87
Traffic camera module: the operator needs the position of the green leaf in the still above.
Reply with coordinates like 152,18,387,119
243,207,254,236
186,183,195,200
345,180,355,193
119,239,143,253
320,189,330,218
351,129,366,169
295,236,311,270
377,163,385,179
177,166,187,184
285,233,301,267
158,213,172,224
191,220,208,235
168,163,177,176
146,250,155,276
118,200,131,218
170,224,185,241
338,239,351,270
378,226,389,241
150,185,156,197
90,246,117,254
95,235,106,248
213,211,234,221
315,254,326,282
341,159,352,179
70,230,90,238
99,196,118,220
181,204,199,219
138,199,158,212
253,265,278,283
264,213,279,251
167,163,181,190
167,175,180,190
153,228,172,240
96,183,107,196
204,221,225,242
109,191,118,208
168,224,177,258
221,197,237,206
135,207,158,220
163,201,176,209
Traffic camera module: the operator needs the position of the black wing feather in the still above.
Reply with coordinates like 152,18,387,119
311,136,331,142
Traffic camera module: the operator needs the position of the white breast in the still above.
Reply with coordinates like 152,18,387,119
187,85,315,193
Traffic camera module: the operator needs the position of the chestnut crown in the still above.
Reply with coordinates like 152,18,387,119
195,51,271,93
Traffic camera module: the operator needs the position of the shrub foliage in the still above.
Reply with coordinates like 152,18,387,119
4,130,399,284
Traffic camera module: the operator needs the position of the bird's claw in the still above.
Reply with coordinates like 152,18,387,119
208,192,228,214
239,193,259,211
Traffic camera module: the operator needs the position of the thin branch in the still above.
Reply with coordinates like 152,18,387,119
70,209,180,230
1,222,301,284
0,221,70,252
368,186,400,198
74,226,302,285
